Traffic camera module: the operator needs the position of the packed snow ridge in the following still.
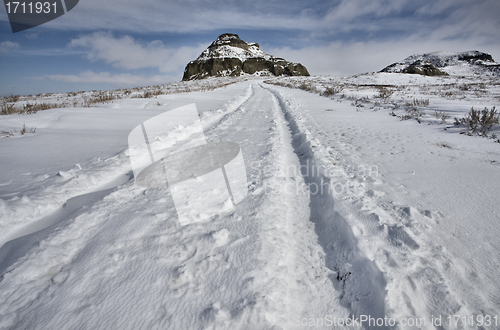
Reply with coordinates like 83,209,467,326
381,50,500,76
183,33,309,80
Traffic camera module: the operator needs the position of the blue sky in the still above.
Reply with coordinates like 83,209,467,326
1,0,499,96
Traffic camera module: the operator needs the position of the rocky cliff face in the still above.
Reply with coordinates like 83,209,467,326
182,34,309,81
381,51,500,76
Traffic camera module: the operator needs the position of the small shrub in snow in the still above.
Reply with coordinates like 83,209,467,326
455,107,499,135
411,98,430,107
351,99,365,109
142,90,154,98
4,95,20,103
401,107,424,123
1,130,14,137
299,82,317,92
140,89,164,98
434,110,450,123
377,87,394,99
1,103,16,115
84,91,120,106
21,102,66,114
321,85,344,97
1,102,67,115
20,123,36,135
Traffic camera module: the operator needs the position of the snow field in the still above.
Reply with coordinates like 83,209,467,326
0,73,499,329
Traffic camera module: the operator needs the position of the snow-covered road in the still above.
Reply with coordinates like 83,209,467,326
0,80,499,329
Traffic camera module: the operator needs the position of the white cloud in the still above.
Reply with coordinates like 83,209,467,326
47,0,320,33
69,32,205,73
47,70,178,87
4,0,498,47
435,0,500,42
24,32,40,40
324,0,410,22
42,0,497,41
0,41,20,54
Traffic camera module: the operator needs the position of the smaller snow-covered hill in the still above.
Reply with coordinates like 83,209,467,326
381,50,500,76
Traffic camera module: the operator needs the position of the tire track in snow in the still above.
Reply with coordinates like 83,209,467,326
262,84,389,329
261,88,336,328
204,83,349,329
199,83,254,129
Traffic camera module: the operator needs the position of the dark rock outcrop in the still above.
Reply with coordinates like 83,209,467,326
402,63,447,76
183,33,309,81
381,51,500,76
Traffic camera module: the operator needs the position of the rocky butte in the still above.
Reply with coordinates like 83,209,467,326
182,33,310,81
